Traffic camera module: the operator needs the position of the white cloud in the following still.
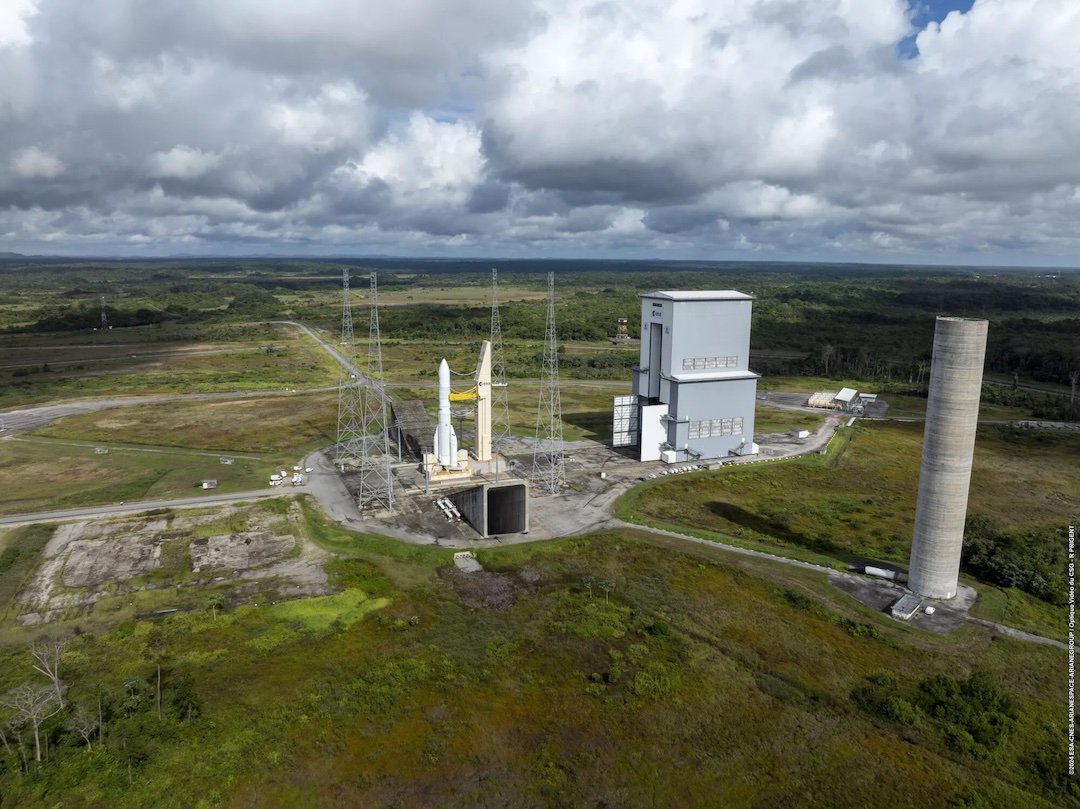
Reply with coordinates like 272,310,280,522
1,0,1080,262
348,113,485,210
146,146,222,179
9,146,63,178
0,0,37,48
269,82,373,150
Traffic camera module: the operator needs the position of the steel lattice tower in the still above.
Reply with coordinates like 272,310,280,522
490,268,512,472
100,297,108,330
356,272,394,512
531,271,565,493
336,269,365,468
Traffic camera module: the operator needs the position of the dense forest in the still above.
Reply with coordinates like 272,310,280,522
2,258,1078,416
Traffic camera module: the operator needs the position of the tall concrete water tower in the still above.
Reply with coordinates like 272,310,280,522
908,317,989,599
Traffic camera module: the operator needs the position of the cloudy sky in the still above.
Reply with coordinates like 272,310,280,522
1,0,1078,264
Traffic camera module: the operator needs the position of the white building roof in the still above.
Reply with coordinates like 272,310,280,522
641,290,754,301
835,387,859,403
667,369,760,383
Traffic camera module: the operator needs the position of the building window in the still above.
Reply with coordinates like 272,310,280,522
688,417,744,439
681,355,737,371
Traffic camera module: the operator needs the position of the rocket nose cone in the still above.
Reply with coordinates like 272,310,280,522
440,359,449,371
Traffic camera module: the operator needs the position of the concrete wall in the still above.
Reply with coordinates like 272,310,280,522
639,403,668,461
449,486,486,535
488,483,528,535
449,481,529,536
668,300,753,373
908,317,988,599
667,377,758,458
637,296,752,388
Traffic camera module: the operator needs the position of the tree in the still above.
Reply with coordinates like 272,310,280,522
581,575,595,599
207,592,225,621
598,579,614,604
66,704,98,751
171,673,201,722
821,344,835,376
2,684,61,762
0,720,13,757
30,636,70,708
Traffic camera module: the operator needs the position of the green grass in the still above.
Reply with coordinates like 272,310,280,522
264,589,390,631
33,391,338,456
0,529,1069,808
0,324,340,409
297,497,453,588
0,523,53,621
0,436,287,514
753,406,824,434
968,582,1068,642
616,421,1079,640
620,422,1079,566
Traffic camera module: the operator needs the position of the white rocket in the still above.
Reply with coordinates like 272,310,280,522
434,358,459,468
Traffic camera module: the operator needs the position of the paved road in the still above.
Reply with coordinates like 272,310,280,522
281,320,393,406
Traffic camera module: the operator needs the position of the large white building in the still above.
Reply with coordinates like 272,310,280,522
613,290,759,463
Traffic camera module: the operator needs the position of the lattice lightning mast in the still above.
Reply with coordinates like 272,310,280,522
356,272,394,512
531,271,565,493
335,269,365,469
490,268,512,473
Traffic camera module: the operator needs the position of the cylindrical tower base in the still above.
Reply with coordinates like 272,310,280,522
908,317,988,599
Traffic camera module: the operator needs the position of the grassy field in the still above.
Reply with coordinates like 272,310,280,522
753,406,825,434
0,436,287,515
0,514,1070,807
0,324,341,410
616,421,1078,639
34,391,338,456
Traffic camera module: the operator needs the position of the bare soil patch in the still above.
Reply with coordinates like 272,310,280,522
439,568,517,610
14,502,331,625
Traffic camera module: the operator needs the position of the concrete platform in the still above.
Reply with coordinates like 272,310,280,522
829,572,977,633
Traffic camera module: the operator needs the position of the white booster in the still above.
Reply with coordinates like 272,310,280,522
434,358,459,468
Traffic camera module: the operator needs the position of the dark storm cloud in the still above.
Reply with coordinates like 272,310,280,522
466,182,511,214
642,207,722,235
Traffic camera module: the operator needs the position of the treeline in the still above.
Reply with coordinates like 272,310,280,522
8,283,288,333
850,669,1075,801
961,513,1071,605
0,632,202,777
4,264,1078,395
851,670,1018,759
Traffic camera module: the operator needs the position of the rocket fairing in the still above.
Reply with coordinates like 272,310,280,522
434,358,459,468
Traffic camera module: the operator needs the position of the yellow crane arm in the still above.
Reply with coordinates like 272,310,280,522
448,387,478,402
